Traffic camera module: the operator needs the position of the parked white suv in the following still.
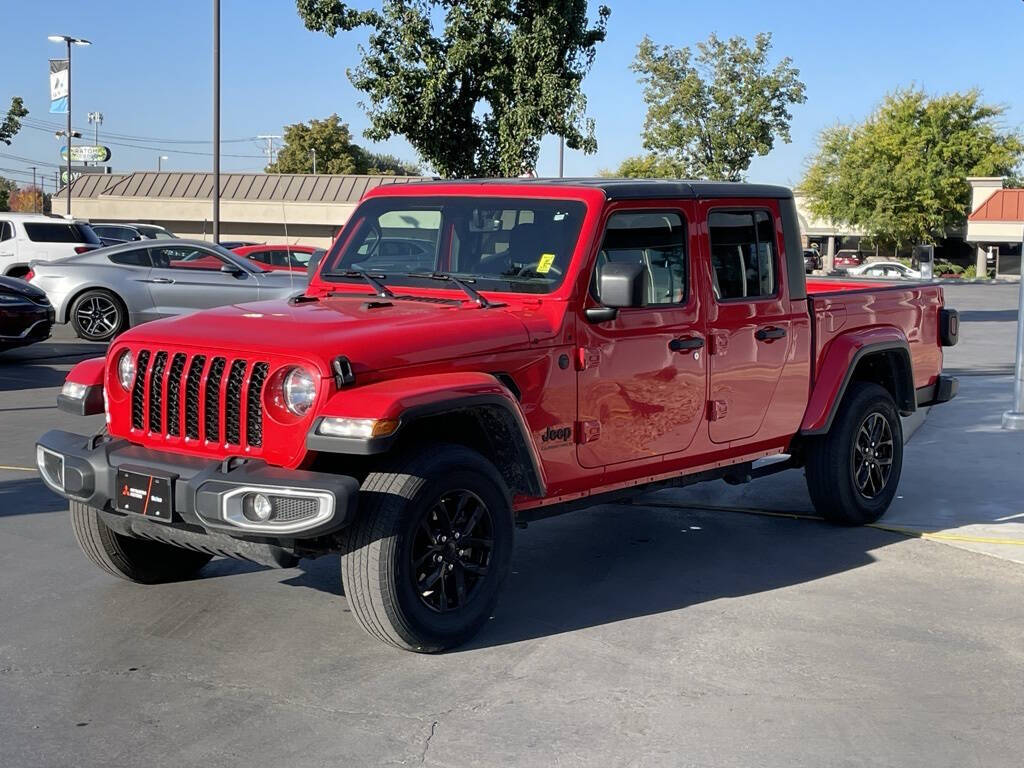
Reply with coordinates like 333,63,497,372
0,213,102,278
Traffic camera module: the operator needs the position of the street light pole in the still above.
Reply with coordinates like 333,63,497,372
29,167,37,212
212,0,221,243
310,148,317,175
48,35,90,215
558,136,564,179
158,155,168,171
1002,227,1024,430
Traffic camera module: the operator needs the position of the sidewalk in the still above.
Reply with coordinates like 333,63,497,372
646,375,1024,564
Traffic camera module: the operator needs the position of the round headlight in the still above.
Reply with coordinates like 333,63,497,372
117,350,136,391
282,367,316,415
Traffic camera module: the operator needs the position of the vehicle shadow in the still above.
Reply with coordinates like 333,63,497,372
0,365,71,392
460,501,898,650
0,477,68,515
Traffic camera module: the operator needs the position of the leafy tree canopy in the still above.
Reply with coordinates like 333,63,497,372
1,97,28,146
8,185,47,213
602,153,689,179
265,114,421,175
801,88,1024,247
0,177,16,211
631,32,805,181
296,0,610,177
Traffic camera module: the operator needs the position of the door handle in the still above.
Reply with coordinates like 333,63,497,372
755,326,786,341
669,337,704,352
143,277,175,284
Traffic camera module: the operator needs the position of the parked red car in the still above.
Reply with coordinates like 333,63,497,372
231,244,317,272
833,249,868,269
39,179,958,652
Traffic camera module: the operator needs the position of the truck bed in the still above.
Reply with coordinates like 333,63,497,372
805,277,945,392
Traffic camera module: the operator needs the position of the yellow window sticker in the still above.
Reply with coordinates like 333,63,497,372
537,253,556,274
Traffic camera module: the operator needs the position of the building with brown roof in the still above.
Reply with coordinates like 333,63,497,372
53,172,432,247
966,177,1022,277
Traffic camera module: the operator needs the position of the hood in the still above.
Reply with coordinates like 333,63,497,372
0,275,48,302
118,295,535,377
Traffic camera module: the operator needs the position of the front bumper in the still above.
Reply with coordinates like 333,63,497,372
36,429,359,540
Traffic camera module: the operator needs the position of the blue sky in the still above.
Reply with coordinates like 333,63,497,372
3,0,1022,191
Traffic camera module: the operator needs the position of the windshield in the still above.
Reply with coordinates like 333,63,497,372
322,196,588,294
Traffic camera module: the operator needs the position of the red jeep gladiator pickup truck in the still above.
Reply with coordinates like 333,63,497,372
38,179,959,652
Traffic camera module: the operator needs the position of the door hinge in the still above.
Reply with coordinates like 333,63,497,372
575,347,601,371
708,400,728,421
575,420,601,443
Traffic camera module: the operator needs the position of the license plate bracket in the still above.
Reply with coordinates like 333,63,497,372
116,467,175,523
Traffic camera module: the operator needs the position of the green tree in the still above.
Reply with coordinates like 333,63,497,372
1,97,28,146
0,176,16,211
363,151,422,176
801,88,1024,248
296,0,610,177
630,33,805,181
266,114,370,174
603,153,689,179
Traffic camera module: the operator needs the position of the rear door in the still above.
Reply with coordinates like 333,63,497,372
576,201,707,468
146,245,262,318
0,220,17,271
701,201,799,444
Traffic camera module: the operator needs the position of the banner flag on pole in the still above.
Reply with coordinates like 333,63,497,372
49,59,69,114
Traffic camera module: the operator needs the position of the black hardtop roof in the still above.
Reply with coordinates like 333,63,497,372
399,177,793,201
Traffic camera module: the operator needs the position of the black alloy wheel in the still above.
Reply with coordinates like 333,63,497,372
852,412,894,499
410,489,494,613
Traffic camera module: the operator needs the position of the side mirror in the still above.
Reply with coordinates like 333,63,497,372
585,262,646,323
220,263,244,276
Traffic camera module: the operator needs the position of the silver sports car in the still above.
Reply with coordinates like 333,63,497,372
30,239,307,341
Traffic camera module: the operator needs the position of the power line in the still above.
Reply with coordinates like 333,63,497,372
17,124,266,158
22,117,259,144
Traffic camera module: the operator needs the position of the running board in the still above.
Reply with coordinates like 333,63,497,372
723,454,796,485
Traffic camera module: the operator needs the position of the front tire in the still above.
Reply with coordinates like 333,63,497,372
340,445,514,652
70,289,126,342
70,501,212,583
805,382,904,525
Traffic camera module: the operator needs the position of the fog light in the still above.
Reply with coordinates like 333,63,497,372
61,381,88,399
36,445,65,492
243,492,273,522
318,417,399,439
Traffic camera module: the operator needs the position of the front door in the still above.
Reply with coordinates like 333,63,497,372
145,245,262,319
701,203,794,444
576,204,707,468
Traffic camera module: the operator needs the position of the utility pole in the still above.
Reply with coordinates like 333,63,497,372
558,136,564,179
29,167,38,212
310,148,317,174
158,155,168,171
87,111,103,152
212,0,221,243
258,134,282,166
1003,226,1024,430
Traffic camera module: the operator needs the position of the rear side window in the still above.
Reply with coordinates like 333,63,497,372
0,221,12,241
708,210,777,300
108,248,152,267
24,222,90,243
594,211,687,305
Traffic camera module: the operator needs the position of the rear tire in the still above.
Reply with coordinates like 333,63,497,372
805,382,903,525
70,501,212,583
340,445,514,652
70,289,127,342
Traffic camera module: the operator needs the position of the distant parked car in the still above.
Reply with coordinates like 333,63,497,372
0,213,102,279
803,249,821,273
833,250,869,269
217,240,260,250
0,275,54,351
30,240,306,342
231,244,317,272
846,261,922,279
89,223,177,243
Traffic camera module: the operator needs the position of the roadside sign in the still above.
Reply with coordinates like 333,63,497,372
61,166,111,184
60,145,112,163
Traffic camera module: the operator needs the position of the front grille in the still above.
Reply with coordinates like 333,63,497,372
127,349,269,450
269,495,319,522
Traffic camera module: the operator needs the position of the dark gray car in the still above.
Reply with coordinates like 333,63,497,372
30,239,307,341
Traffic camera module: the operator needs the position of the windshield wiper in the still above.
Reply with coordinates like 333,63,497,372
336,269,394,298
406,272,498,308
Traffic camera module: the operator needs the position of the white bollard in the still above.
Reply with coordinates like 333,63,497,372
1002,230,1024,429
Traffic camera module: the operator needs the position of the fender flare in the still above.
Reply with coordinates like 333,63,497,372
800,328,915,435
307,372,546,497
57,356,106,415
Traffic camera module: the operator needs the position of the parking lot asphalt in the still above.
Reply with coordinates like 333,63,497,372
2,286,1023,768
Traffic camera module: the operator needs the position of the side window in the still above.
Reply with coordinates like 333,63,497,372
151,246,227,271
708,210,778,301
108,248,153,267
594,211,687,305
0,221,12,241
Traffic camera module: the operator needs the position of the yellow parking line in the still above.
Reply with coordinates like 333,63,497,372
0,465,35,472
